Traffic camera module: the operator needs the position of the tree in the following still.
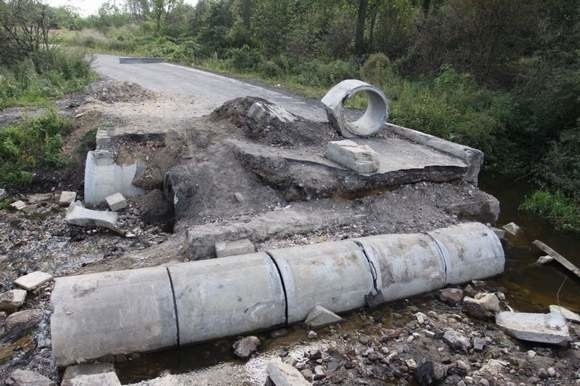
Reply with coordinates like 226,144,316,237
354,0,368,60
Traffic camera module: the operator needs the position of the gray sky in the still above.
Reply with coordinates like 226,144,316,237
43,0,198,17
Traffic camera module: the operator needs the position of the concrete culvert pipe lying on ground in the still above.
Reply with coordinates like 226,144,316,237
50,222,504,366
321,79,389,138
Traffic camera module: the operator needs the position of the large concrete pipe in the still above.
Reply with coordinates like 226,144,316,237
267,240,375,324
321,79,389,138
50,222,504,366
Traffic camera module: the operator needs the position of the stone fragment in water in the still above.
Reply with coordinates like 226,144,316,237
305,305,343,328
6,369,53,386
14,271,53,290
233,336,260,359
59,191,77,207
495,311,570,346
61,363,121,386
325,140,380,174
537,255,554,265
266,361,311,386
215,239,255,258
0,289,27,312
549,305,580,323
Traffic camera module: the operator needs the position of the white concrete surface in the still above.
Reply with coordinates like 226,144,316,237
14,271,53,290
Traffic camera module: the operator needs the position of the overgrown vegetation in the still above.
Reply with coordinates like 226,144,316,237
521,191,580,233
0,111,72,186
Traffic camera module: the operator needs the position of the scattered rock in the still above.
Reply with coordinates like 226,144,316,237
443,329,471,352
406,358,417,370
215,239,255,258
65,201,119,231
502,222,522,237
10,200,27,211
307,330,318,339
463,293,501,319
477,359,508,377
233,336,260,359
234,192,245,203
6,369,53,386
537,255,554,265
415,361,447,385
61,363,121,386
5,309,43,333
549,305,580,323
266,361,311,386
496,311,570,345
438,288,464,305
14,271,53,290
313,365,325,380
415,312,428,324
59,191,77,207
473,337,486,352
305,305,343,328
106,193,128,212
0,289,27,311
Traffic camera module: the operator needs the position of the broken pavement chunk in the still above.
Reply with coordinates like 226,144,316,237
65,201,119,231
10,200,27,211
495,311,570,346
325,140,380,174
215,239,255,258
549,305,580,323
106,192,128,211
14,271,53,291
62,363,121,386
305,305,343,328
0,289,27,311
59,191,77,207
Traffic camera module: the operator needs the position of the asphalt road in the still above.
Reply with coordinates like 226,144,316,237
92,55,326,121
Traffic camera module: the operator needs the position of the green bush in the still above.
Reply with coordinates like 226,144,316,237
227,45,263,71
521,190,580,233
294,59,357,87
259,60,283,78
0,111,72,186
361,53,393,86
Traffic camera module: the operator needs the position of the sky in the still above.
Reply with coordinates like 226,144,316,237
43,0,198,17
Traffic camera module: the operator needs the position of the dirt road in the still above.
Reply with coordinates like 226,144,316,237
92,54,325,121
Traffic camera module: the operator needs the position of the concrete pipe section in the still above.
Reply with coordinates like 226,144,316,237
321,79,389,138
51,222,504,366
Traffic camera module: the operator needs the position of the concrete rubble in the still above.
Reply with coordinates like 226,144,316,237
0,289,27,311
266,361,311,386
305,305,343,328
6,369,53,386
65,201,119,230
106,192,128,211
496,311,571,345
438,288,464,305
59,191,77,206
62,363,121,386
14,271,53,291
10,200,27,211
214,238,255,258
549,305,580,323
232,336,260,359
463,293,501,319
325,139,380,174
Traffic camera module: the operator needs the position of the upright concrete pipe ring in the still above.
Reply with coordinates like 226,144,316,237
321,79,389,138
51,222,504,366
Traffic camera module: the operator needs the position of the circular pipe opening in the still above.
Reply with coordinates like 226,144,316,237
340,88,388,137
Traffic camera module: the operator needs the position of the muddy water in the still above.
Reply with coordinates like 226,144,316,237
481,174,580,312
115,175,580,383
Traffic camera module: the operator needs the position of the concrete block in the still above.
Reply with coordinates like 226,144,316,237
325,140,380,174
549,305,580,323
62,363,121,386
7,369,53,386
65,201,119,230
267,361,312,386
496,311,570,346
10,200,27,211
305,305,343,328
14,271,53,290
105,193,128,211
59,191,77,207
0,289,27,311
215,239,255,257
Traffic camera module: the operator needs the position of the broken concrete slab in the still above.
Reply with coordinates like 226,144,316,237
10,200,27,211
65,201,119,231
325,140,380,174
59,191,77,207
106,192,128,211
322,79,388,138
447,191,500,224
62,363,121,386
267,361,311,386
502,222,523,238
14,271,53,291
248,100,297,123
305,305,343,328
496,311,571,346
215,239,255,258
0,289,27,311
7,369,53,386
549,305,580,323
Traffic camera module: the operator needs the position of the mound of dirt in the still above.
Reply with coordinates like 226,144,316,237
88,80,156,103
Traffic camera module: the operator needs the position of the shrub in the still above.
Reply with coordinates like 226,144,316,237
0,111,72,186
361,53,393,86
294,59,357,87
521,190,580,233
226,45,263,71
259,60,283,79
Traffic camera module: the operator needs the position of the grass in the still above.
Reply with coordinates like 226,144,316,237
521,190,580,233
0,110,72,186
